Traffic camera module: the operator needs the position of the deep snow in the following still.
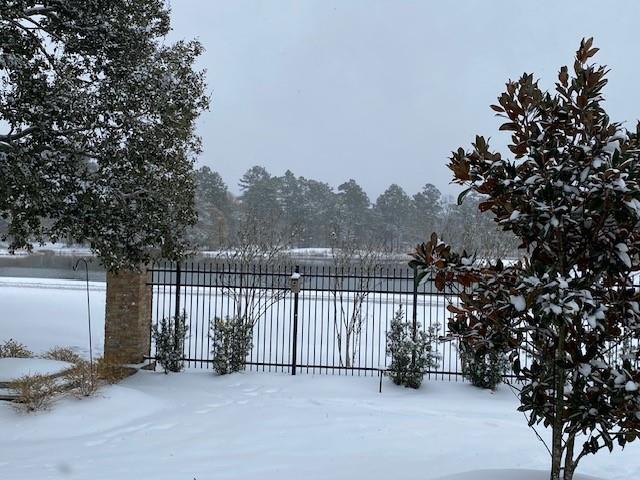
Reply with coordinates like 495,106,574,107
2,277,640,480
0,277,105,357
1,371,638,480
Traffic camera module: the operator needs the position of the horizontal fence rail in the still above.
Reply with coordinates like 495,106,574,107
147,262,640,383
147,261,468,379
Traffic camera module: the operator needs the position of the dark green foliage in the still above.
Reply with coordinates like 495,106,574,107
151,315,188,374
211,317,253,375
386,307,439,389
374,184,413,250
333,179,372,244
0,1,209,271
459,343,508,390
187,167,232,249
189,165,513,254
411,39,640,480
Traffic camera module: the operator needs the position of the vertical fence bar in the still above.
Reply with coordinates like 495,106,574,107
174,261,182,357
174,261,181,318
291,265,300,376
411,266,418,369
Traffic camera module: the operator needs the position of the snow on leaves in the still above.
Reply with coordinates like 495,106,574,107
412,39,640,479
0,1,209,270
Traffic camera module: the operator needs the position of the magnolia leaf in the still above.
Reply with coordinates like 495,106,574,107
457,187,473,206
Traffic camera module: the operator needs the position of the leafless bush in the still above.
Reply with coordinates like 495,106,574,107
42,346,82,364
216,211,293,328
10,374,59,413
0,339,33,358
329,235,388,367
63,360,99,397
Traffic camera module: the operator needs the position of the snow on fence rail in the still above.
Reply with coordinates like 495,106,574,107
148,262,637,380
147,262,470,379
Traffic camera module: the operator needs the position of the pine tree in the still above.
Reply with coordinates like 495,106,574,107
374,184,413,250
188,167,231,249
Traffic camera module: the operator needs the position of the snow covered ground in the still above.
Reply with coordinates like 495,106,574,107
2,277,640,480
0,358,73,382
0,277,105,357
1,371,638,480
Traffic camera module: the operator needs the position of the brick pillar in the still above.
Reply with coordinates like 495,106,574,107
104,267,151,365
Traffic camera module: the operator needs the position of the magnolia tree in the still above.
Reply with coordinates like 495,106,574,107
0,1,209,270
410,39,640,480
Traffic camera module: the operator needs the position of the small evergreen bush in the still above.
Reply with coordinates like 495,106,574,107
211,317,252,375
386,306,439,389
151,314,188,373
459,342,508,390
0,339,33,358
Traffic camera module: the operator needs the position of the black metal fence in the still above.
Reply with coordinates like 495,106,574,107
147,262,468,379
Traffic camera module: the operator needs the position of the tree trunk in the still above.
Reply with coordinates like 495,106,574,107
345,331,351,368
550,322,567,480
563,434,576,480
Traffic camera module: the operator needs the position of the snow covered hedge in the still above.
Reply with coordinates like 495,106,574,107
386,307,439,389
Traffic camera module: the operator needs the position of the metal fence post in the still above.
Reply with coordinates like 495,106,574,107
174,261,182,352
412,265,418,337
291,265,301,376
411,265,419,368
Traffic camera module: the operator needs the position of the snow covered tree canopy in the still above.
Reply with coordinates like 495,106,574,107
0,0,209,270
410,39,640,480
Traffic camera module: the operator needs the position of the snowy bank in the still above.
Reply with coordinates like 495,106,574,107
0,358,73,383
0,371,638,480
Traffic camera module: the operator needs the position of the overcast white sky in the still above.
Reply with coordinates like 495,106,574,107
167,0,640,199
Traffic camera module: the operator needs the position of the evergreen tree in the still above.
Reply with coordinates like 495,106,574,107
299,177,337,246
334,179,371,245
374,184,413,249
0,1,209,270
411,183,442,243
188,167,231,249
411,39,640,480
238,166,281,225
277,170,306,243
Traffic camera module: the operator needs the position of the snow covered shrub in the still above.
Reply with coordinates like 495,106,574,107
63,360,99,397
42,347,81,364
386,307,439,389
10,374,59,413
0,339,32,358
211,317,252,375
411,39,640,480
459,343,508,390
151,314,188,373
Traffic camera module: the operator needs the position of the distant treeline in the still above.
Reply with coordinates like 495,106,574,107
189,165,518,258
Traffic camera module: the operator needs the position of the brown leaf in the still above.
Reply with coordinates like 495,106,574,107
499,122,519,132
558,66,569,86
